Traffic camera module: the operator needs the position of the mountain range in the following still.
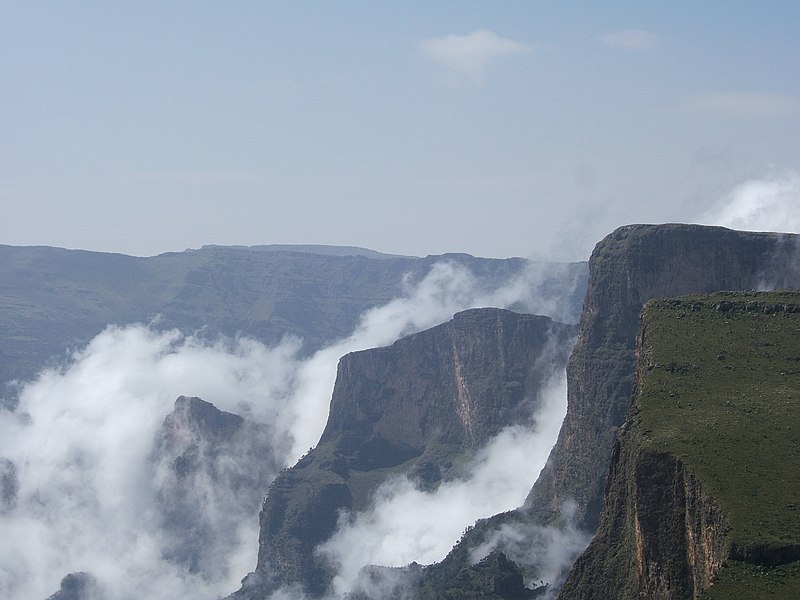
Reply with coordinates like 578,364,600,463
1,226,798,599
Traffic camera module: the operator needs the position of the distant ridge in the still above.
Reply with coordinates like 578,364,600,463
199,244,417,260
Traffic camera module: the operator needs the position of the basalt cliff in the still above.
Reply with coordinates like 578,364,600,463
232,308,575,598
559,292,800,599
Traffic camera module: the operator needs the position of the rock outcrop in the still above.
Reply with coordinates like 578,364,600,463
560,292,800,598
413,224,800,596
232,308,575,598
44,572,101,600
151,396,280,578
526,225,800,531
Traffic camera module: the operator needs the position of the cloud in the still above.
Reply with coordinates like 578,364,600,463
599,29,659,50
676,92,799,118
0,326,300,600
467,502,591,600
0,260,586,600
282,259,585,459
696,172,800,234
316,362,571,597
420,29,532,85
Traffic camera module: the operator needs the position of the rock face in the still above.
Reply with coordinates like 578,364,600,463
411,224,800,597
526,225,800,532
560,292,800,598
151,396,280,578
232,308,575,598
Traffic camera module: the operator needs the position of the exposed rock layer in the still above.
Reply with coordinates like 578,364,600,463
233,308,575,598
526,225,800,531
415,225,800,597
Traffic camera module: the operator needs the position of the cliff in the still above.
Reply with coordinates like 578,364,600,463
413,224,800,596
526,225,800,531
151,396,280,578
560,292,800,599
232,308,575,598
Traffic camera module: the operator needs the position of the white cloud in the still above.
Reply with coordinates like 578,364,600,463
282,260,584,458
317,368,570,597
0,326,299,600
0,260,585,600
676,92,799,118
467,502,591,600
599,29,659,50
420,29,532,86
696,172,800,234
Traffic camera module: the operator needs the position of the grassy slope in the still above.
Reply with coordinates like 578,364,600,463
639,291,800,598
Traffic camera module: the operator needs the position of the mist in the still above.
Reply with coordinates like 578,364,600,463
0,260,583,600
467,502,591,600
698,172,800,234
317,367,570,597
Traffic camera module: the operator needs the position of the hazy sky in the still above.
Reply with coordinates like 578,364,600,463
2,1,798,260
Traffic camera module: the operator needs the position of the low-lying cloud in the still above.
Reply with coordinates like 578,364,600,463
468,502,591,600
0,260,585,600
317,359,571,597
420,29,532,86
0,325,296,600
697,172,800,234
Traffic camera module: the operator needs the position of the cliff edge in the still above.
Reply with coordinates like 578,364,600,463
232,308,575,598
527,224,800,532
560,291,800,599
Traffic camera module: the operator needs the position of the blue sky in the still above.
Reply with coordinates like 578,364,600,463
2,2,799,259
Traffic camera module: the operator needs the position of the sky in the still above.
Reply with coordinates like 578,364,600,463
2,1,799,260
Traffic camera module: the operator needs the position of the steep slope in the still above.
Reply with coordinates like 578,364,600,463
560,292,800,599
232,308,575,598
414,224,800,596
0,244,587,395
527,225,800,531
151,396,280,579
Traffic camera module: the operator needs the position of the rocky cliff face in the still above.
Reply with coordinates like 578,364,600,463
410,225,800,598
560,292,800,599
232,308,575,598
151,396,280,578
526,225,800,532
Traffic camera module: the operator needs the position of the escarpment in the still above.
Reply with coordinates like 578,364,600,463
526,225,800,532
411,225,800,598
560,292,800,599
231,308,575,598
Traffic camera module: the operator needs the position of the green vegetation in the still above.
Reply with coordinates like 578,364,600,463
639,292,800,547
701,561,800,600
638,291,800,597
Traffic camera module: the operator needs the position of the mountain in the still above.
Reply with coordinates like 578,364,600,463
151,396,281,578
410,224,800,596
559,292,800,599
0,244,587,400
231,308,576,598
527,225,800,533
44,573,100,600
